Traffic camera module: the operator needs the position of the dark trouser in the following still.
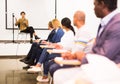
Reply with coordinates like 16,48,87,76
37,49,61,64
34,47,43,64
39,53,61,76
21,26,35,38
49,62,76,77
43,60,55,76
26,42,39,60
36,47,61,75
37,48,49,64
26,42,43,65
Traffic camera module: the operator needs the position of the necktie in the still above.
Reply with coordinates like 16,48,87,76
97,24,102,37
97,24,102,34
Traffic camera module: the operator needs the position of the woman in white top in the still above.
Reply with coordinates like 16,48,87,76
54,17,75,51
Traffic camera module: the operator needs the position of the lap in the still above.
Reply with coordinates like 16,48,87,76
54,67,83,84
49,62,75,77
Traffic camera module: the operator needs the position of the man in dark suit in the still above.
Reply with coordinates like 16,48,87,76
49,0,120,82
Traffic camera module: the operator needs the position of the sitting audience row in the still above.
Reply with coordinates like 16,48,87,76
28,17,76,81
20,0,120,83
20,19,64,66
53,0,120,84
20,12,93,82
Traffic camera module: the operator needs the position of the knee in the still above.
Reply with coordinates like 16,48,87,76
32,42,37,45
32,42,38,47
49,63,60,77
29,26,33,28
49,64,55,77
29,26,34,32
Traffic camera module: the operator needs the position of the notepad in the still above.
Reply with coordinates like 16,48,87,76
54,57,81,66
47,49,68,54
40,45,55,49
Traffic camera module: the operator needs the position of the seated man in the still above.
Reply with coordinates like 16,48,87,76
52,0,120,84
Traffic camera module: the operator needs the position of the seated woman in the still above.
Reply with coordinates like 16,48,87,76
20,19,64,68
15,11,40,43
19,21,56,66
27,17,75,82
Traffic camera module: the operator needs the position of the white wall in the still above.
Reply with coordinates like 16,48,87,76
0,0,53,40
57,0,100,37
0,0,120,40
57,0,120,37
7,0,55,28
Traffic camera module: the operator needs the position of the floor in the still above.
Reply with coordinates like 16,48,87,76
0,57,49,84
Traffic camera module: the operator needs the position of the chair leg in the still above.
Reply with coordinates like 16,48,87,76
16,43,20,56
17,33,20,43
17,33,29,43
50,77,53,84
24,33,27,43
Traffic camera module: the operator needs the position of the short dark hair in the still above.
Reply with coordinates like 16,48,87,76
20,11,26,15
97,0,117,11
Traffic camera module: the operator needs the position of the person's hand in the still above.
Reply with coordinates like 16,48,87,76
15,17,17,22
75,78,92,84
41,40,50,45
61,51,74,60
61,51,85,61
74,51,86,61
54,44,63,49
117,63,120,68
41,40,47,44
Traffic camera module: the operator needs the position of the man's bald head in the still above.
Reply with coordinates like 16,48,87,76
73,11,86,28
74,11,85,21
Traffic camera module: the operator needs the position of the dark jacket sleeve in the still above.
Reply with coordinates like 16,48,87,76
46,29,56,42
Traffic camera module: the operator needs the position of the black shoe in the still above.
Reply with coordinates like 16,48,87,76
23,65,30,69
35,35,40,40
24,59,34,65
19,58,28,62
30,39,33,44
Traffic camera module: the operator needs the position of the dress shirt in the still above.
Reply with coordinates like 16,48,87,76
72,25,93,53
98,9,119,36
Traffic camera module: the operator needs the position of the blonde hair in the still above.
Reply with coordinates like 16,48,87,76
52,19,61,28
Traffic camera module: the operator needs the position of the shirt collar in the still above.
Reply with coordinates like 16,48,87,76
77,25,85,31
55,27,59,32
101,9,120,27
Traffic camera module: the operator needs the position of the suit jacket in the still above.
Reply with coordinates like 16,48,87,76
46,29,56,42
52,28,64,43
92,13,120,64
